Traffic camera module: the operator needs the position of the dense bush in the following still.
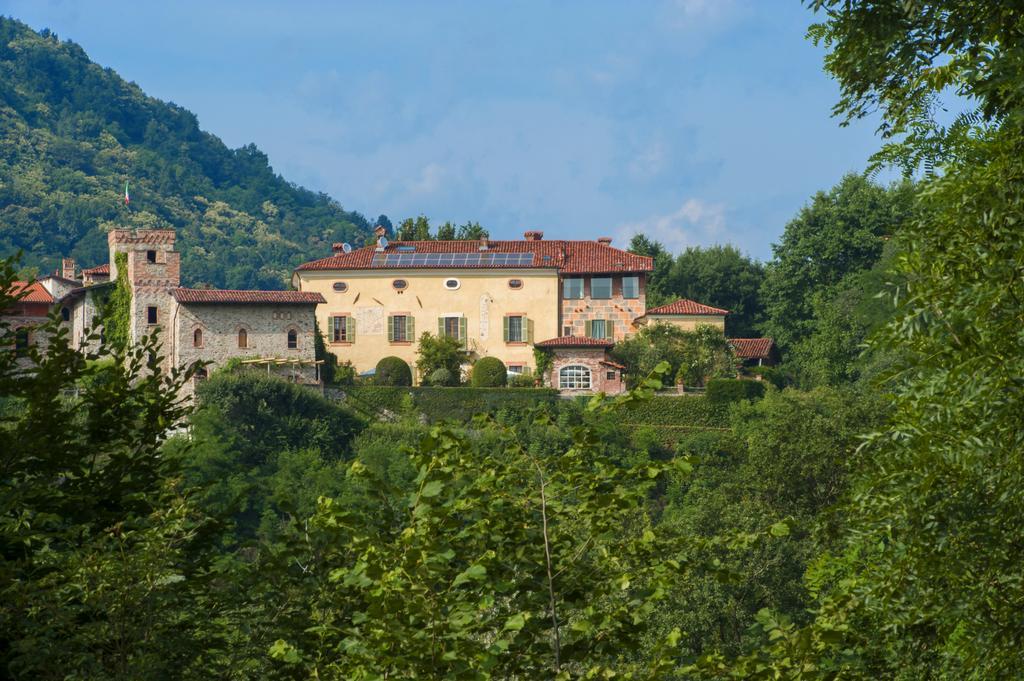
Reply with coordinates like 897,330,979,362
426,367,454,386
375,356,412,386
508,373,537,388
471,356,507,387
747,365,789,390
619,395,729,429
415,333,466,385
707,378,766,404
344,386,559,423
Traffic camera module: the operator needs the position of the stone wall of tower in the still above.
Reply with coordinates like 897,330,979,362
107,229,180,372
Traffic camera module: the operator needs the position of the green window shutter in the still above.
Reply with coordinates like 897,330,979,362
407,316,415,341
459,317,468,346
438,317,445,337
387,316,395,342
346,316,355,342
585,320,592,338
605,321,614,341
527,317,534,343
503,316,510,342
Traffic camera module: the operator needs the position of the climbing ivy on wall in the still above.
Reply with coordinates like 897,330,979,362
102,252,131,350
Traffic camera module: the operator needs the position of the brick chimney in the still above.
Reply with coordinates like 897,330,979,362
478,237,491,251
523,230,544,241
597,237,612,246
61,257,76,279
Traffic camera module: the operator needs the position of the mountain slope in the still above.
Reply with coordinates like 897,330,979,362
0,17,371,289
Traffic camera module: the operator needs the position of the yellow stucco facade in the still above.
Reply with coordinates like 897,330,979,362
296,268,560,380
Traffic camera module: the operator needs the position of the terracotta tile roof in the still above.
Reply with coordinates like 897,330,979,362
11,281,54,303
643,298,730,316
295,239,653,274
81,263,109,275
534,336,615,348
171,288,325,305
730,337,776,360
600,359,627,370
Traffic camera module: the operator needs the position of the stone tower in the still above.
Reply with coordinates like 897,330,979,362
107,229,180,369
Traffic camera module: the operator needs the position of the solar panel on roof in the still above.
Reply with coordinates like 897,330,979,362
370,251,535,267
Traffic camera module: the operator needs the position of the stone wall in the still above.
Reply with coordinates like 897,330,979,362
173,301,320,399
559,274,646,342
547,347,625,396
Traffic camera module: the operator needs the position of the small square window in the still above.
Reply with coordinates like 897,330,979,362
146,250,157,264
147,306,158,324
563,326,572,337
622,276,640,299
607,370,617,380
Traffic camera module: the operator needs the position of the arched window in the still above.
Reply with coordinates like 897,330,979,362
193,328,203,347
559,365,591,390
14,327,30,352
238,328,248,348
287,329,298,349
61,306,71,322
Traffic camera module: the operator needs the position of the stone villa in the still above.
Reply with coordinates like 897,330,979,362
5,226,776,396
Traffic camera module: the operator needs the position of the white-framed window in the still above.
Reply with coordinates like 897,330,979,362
563,277,584,299
504,315,526,343
559,365,591,390
622,276,640,299
591,277,612,299
508,364,525,375
333,282,348,292
444,278,461,290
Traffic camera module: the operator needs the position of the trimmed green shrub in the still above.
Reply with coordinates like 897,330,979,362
376,356,412,386
471,357,507,387
508,373,536,388
619,395,729,429
426,367,454,386
344,386,558,423
707,378,766,404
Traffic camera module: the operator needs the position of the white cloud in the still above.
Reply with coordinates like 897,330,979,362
408,162,446,196
615,198,727,253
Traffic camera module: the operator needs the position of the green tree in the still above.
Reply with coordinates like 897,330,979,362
0,255,215,679
612,323,736,388
435,220,457,240
665,245,765,337
759,174,914,354
415,332,467,385
693,3,1024,678
455,220,488,240
627,234,673,306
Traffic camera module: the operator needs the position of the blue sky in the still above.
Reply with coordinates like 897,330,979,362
5,0,892,260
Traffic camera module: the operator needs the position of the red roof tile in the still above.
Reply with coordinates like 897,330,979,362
534,336,615,348
171,288,325,305
81,263,109,275
730,338,776,359
295,239,653,274
10,281,54,303
643,298,730,316
600,359,627,370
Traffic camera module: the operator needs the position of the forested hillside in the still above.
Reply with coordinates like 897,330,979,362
0,17,372,289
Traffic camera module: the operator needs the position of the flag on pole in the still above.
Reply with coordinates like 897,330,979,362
124,181,130,206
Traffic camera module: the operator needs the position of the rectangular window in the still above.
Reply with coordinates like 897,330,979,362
588,319,609,340
622,276,640,299
444,316,461,339
147,306,158,325
390,315,408,342
146,250,157,264
508,364,524,375
505,315,524,343
607,370,617,380
563,325,572,337
562,277,584,299
591,277,612,299
332,316,348,343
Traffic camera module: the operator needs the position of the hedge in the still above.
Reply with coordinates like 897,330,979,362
342,386,560,423
706,378,767,404
618,395,729,429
